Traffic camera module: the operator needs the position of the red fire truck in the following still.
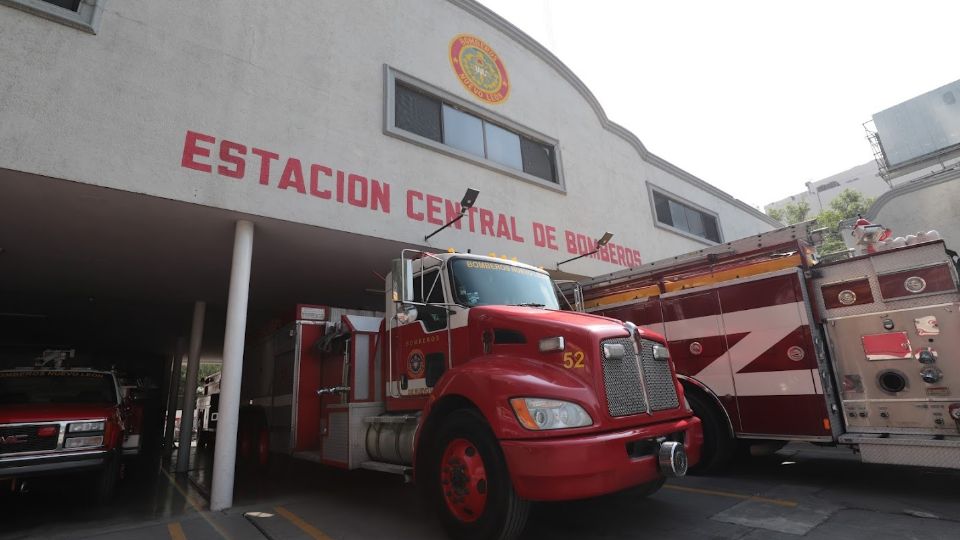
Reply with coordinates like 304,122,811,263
240,250,701,540
574,220,960,472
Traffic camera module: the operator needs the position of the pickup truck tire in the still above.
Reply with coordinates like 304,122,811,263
686,391,735,474
95,455,120,504
433,409,530,540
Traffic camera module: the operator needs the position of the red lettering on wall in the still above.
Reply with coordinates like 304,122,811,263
496,214,511,239
406,190,424,221
181,131,215,173
335,171,345,203
278,158,307,194
508,217,525,242
347,174,368,208
217,140,246,179
444,200,463,230
425,194,443,225
310,164,332,199
479,209,495,236
598,244,610,262
251,148,279,186
565,230,577,254
370,179,390,214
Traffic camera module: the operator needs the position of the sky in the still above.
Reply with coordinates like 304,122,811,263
476,0,960,210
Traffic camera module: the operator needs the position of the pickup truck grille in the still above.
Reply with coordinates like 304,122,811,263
0,424,60,455
601,337,679,417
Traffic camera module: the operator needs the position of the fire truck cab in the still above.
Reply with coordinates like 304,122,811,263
575,221,960,472
241,250,702,540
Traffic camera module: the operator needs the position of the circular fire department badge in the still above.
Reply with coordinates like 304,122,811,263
450,34,510,104
689,342,703,356
407,349,425,378
787,346,805,362
904,276,927,293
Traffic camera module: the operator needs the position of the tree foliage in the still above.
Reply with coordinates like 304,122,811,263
815,189,875,254
767,200,811,225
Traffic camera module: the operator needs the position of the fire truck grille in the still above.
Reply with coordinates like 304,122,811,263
0,424,60,454
601,337,679,417
639,339,680,412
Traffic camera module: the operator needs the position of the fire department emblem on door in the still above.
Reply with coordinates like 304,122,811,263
450,34,510,104
407,349,425,378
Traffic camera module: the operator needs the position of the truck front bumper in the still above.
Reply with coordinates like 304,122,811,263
0,450,109,479
500,415,702,501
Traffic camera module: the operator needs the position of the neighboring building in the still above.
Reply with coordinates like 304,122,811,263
764,161,891,216
767,78,960,238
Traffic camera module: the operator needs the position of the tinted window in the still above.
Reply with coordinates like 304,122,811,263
653,191,722,242
0,371,117,404
396,85,442,142
520,136,556,182
43,0,81,10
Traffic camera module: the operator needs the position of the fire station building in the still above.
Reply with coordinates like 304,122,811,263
0,0,776,509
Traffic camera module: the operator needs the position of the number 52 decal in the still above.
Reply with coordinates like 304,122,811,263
563,351,585,369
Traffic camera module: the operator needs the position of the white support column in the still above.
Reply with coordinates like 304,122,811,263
211,220,254,512
176,301,206,473
163,337,185,460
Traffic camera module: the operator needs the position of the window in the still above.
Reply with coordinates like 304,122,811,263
0,0,104,33
412,270,447,332
652,190,721,243
387,70,562,187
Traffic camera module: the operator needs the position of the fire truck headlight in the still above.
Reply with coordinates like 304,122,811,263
64,435,103,449
68,421,105,433
510,398,593,430
653,343,670,361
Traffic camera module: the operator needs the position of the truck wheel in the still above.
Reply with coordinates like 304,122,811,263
95,456,120,504
687,391,735,474
433,410,530,540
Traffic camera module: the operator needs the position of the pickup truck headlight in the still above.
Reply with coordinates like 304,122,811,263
68,421,105,432
510,398,593,430
64,436,104,448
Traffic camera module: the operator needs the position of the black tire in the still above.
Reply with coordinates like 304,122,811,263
431,409,530,540
687,391,736,474
95,455,120,504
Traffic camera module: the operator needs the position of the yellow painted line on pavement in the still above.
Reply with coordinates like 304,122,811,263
275,506,335,540
664,484,798,508
159,468,229,539
168,521,187,540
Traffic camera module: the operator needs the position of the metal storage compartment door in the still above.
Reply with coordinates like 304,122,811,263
825,304,960,435
715,269,832,438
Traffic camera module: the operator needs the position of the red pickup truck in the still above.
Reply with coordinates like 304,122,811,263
0,367,127,501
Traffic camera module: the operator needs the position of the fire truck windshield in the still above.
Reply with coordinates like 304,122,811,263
450,258,560,310
0,371,118,405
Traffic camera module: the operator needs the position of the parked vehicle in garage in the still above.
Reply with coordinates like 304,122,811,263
237,250,702,540
0,351,128,501
575,220,960,472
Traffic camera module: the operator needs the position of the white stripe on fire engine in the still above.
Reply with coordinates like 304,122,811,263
664,301,814,397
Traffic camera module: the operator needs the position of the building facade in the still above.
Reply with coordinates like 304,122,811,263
1,0,775,285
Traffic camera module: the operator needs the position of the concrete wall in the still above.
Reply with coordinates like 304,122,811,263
869,171,960,248
0,0,776,276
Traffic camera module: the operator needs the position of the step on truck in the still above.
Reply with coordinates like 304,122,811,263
240,249,702,540
573,219,960,472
